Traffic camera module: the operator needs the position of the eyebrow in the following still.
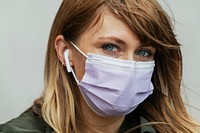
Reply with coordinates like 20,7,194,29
97,36,155,49
97,36,127,45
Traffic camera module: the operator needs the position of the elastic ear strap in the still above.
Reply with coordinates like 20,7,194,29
70,41,88,58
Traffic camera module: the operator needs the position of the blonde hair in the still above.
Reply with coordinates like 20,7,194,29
33,0,200,132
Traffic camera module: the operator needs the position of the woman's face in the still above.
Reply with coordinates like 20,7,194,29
69,11,156,81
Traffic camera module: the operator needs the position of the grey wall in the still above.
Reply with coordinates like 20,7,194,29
0,0,200,124
158,0,200,121
0,0,62,123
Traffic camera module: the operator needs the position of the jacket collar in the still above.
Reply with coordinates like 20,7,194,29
140,116,156,133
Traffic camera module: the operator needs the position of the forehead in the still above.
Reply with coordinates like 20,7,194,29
77,10,141,46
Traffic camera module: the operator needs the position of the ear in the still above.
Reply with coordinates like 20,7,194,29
54,35,70,66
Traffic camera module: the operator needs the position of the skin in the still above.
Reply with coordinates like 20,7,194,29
55,10,156,133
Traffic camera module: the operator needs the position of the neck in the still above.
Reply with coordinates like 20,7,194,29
78,95,125,133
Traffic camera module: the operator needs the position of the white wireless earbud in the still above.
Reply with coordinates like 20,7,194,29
64,49,79,84
64,49,72,72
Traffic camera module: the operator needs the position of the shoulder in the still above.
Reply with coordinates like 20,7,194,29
119,110,157,133
140,116,157,133
0,109,51,133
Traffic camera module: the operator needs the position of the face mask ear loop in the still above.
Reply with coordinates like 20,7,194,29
64,50,80,84
71,67,80,84
70,41,88,58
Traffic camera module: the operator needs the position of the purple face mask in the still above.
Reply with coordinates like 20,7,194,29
64,42,155,117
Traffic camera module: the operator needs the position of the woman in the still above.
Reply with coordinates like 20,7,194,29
1,0,200,133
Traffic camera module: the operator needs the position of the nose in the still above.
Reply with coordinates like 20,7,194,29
121,51,134,61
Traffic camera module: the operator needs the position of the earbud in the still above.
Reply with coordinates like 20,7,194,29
64,49,72,72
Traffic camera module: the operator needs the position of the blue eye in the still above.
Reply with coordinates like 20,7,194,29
135,49,151,57
102,44,119,52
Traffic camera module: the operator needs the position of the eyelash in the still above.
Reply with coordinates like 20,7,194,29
101,43,153,58
102,43,121,53
134,49,152,57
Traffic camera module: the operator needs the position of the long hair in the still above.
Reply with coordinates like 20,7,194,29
34,0,200,132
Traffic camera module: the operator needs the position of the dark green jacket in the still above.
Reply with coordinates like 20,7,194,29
0,109,156,133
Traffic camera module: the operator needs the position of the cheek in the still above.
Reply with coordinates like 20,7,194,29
73,53,86,81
